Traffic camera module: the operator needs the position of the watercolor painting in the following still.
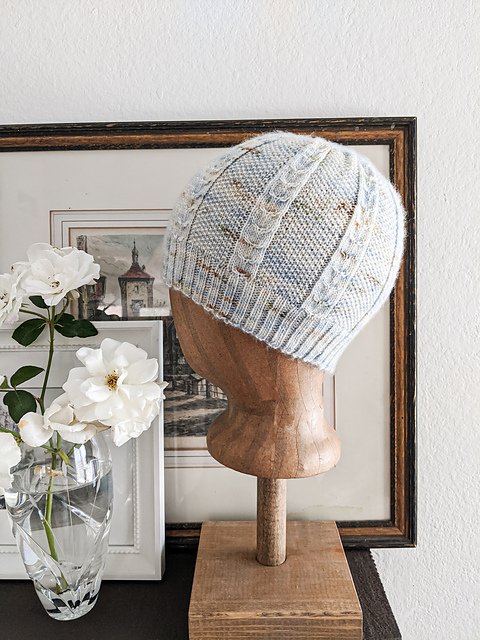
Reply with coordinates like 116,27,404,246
70,230,170,321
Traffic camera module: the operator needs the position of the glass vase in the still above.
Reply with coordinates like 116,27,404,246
4,432,113,621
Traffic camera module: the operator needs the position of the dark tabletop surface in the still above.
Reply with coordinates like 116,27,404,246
0,549,400,640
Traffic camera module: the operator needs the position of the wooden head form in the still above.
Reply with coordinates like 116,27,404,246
170,289,341,480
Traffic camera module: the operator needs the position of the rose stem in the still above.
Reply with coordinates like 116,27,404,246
39,306,67,592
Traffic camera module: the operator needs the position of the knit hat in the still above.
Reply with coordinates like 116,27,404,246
162,131,405,372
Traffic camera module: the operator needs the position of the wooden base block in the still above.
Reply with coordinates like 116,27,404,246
189,521,362,639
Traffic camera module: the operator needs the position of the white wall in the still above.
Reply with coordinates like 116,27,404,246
1,2,479,638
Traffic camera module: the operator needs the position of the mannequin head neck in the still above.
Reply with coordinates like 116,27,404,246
169,289,341,479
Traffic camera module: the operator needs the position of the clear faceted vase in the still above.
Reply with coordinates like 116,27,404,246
4,432,113,620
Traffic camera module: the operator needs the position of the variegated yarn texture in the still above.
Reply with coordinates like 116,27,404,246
163,132,405,372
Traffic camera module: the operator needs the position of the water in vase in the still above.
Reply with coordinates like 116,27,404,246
5,439,113,621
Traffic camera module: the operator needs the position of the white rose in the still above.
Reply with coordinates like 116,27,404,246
48,394,100,444
63,338,167,446
19,243,100,307
0,264,27,327
18,411,54,447
18,398,101,447
110,396,162,446
0,433,21,492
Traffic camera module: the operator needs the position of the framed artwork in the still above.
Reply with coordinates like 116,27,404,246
50,210,171,322
0,118,416,548
51,209,335,467
0,321,165,580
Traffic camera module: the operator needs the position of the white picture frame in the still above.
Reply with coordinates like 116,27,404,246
0,321,165,580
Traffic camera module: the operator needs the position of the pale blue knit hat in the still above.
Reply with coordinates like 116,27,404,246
163,132,405,372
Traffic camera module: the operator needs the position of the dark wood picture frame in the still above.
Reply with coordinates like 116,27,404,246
0,117,416,549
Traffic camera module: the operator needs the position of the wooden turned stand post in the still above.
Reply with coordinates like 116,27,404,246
256,478,286,566
170,290,362,639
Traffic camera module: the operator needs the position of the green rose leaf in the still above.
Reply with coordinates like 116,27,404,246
12,318,46,347
0,377,9,389
54,314,77,337
10,365,44,388
54,310,72,322
4,390,37,423
29,296,48,309
73,319,98,338
55,315,98,338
